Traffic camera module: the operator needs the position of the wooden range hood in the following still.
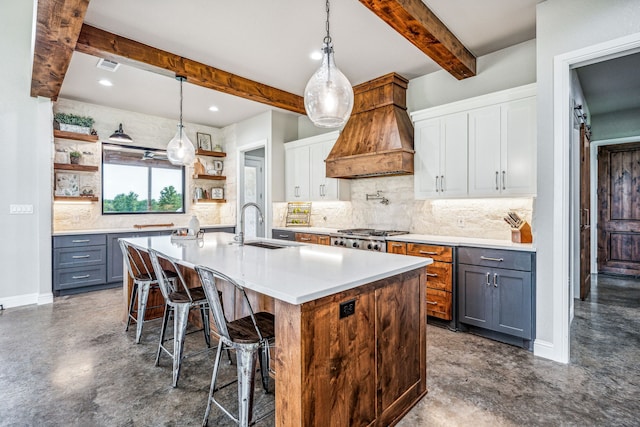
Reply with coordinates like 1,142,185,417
325,73,414,179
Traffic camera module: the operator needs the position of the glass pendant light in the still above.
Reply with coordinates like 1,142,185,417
304,0,353,128
166,76,195,166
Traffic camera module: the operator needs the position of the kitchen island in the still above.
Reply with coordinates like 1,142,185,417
122,232,431,426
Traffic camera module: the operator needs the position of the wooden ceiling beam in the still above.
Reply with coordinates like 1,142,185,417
359,0,476,80
30,0,91,99
75,24,306,115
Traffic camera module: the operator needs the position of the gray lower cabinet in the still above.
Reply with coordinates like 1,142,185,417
457,247,535,350
53,234,108,295
272,229,296,241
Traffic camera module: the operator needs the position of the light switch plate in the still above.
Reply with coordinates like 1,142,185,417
9,204,34,214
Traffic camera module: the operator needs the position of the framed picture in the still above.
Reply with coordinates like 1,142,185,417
197,132,212,151
55,172,80,196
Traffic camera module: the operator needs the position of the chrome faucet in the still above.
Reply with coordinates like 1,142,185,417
236,202,264,245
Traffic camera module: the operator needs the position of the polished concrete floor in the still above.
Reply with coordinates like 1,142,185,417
0,274,638,426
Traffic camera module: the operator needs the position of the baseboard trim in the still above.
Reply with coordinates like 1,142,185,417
38,293,54,305
533,339,566,363
0,292,54,309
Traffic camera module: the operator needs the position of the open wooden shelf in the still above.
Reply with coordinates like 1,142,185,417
194,199,226,203
195,149,226,157
54,163,99,172
54,196,99,202
193,174,226,181
54,129,98,142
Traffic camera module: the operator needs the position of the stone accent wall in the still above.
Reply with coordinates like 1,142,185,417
52,99,232,231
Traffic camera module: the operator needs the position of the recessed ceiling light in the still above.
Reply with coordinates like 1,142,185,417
310,51,322,60
98,79,113,87
208,105,219,112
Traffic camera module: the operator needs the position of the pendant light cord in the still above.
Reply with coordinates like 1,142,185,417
324,0,331,45
177,76,185,140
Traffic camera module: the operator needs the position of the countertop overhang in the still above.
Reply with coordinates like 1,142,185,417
122,232,431,305
53,224,235,237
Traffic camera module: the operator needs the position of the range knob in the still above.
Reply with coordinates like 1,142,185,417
352,242,359,248
373,244,379,251
340,241,346,246
334,240,339,245
367,243,373,250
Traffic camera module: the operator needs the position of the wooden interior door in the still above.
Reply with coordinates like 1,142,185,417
597,141,640,276
579,124,591,300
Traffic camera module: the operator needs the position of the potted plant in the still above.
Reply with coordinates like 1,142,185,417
69,150,82,165
54,113,95,135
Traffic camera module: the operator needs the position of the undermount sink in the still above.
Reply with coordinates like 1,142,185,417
243,241,287,249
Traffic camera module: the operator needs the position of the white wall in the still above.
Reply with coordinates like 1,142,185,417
536,0,640,362
0,0,53,307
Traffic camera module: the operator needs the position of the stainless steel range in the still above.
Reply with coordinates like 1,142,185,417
330,229,409,252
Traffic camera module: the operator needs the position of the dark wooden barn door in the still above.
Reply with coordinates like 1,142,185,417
579,124,591,299
597,141,640,276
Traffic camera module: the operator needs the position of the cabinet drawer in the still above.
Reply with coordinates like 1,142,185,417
458,247,532,271
53,265,106,290
54,234,106,248
387,241,407,254
272,230,296,241
296,233,318,243
316,235,330,245
425,261,452,291
426,288,452,321
54,246,106,269
407,243,452,262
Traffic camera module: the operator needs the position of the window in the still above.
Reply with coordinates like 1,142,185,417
102,144,185,214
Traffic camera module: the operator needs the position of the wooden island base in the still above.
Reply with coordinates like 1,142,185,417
275,268,427,426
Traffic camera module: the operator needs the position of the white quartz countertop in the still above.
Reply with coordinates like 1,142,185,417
122,232,430,305
52,224,235,237
387,234,536,252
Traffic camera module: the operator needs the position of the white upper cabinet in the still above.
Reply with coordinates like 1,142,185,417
412,83,536,199
414,112,468,199
469,96,536,196
285,131,350,201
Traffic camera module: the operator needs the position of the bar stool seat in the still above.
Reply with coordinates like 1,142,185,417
120,240,177,344
148,249,213,388
195,265,275,427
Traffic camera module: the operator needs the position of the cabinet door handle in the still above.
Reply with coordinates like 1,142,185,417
502,170,506,190
300,237,312,241
486,272,491,286
495,171,499,190
391,244,404,247
425,272,438,277
72,239,90,243
419,250,438,255
72,255,91,259
426,300,438,305
435,176,439,193
440,175,445,192
494,273,498,287
480,256,504,262
72,274,90,280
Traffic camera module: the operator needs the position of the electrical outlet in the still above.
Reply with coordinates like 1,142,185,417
457,217,465,228
9,204,34,214
339,299,356,319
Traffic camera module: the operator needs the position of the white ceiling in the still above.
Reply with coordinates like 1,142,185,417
59,0,541,128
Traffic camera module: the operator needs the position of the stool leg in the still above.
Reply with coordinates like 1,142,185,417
172,303,190,388
199,304,211,347
125,282,138,332
236,346,258,427
135,282,151,343
258,343,271,393
202,341,224,427
155,304,170,367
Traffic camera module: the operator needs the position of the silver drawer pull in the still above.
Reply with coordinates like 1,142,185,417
72,274,90,279
278,235,289,238
425,272,438,277
480,256,504,262
300,238,312,241
426,300,438,305
72,255,91,259
392,244,404,247
71,239,90,243
419,251,438,255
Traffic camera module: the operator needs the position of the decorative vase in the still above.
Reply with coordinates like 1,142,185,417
188,215,200,236
70,156,80,165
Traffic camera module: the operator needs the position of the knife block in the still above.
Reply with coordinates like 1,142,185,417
511,221,532,244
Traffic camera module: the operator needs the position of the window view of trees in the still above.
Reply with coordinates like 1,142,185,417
102,144,185,214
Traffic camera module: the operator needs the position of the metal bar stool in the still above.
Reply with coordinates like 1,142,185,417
148,249,212,388
195,265,275,427
120,239,177,344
